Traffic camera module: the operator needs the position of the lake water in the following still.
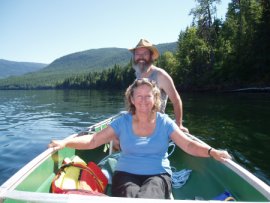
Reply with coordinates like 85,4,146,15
0,90,269,186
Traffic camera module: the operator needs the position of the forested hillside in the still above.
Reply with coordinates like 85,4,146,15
0,43,177,89
44,48,131,73
0,59,47,79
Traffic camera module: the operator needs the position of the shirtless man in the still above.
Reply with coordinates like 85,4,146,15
129,39,189,133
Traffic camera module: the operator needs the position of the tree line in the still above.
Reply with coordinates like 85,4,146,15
55,64,136,90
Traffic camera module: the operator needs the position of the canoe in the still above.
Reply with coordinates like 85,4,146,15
1,112,270,203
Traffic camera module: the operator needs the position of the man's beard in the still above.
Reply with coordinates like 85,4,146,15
132,59,152,78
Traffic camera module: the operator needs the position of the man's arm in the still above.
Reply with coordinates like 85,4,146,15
157,69,189,133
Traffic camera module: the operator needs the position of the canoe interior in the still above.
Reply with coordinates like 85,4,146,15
3,143,268,202
169,148,268,201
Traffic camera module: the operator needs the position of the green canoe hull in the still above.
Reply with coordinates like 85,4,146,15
1,113,270,202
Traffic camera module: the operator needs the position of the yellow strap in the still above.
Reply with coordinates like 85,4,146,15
69,162,105,191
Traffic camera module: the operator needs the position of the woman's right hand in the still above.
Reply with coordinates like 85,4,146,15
48,140,66,151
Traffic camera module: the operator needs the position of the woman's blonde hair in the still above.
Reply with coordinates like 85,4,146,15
125,78,161,114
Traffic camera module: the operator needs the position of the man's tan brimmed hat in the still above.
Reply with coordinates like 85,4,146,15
129,39,160,60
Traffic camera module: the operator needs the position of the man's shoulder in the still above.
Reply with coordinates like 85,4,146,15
152,67,172,85
153,66,166,73
152,66,170,77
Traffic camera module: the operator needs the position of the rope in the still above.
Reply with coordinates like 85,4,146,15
166,142,192,189
166,141,176,158
171,167,192,189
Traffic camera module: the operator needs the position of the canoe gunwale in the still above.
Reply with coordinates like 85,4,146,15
224,159,270,200
0,189,266,203
0,144,60,193
0,131,82,203
185,133,270,200
0,113,123,202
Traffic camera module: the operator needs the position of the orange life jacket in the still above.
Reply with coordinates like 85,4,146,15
51,156,108,195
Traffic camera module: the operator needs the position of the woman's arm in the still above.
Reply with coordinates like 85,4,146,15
170,128,231,162
48,126,116,151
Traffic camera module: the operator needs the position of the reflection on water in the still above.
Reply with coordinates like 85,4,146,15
0,90,269,186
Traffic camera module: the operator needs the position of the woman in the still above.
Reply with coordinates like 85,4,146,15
48,78,231,199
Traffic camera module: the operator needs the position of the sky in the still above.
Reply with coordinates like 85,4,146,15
0,0,230,64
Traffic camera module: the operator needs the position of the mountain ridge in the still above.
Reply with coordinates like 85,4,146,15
0,59,47,79
0,42,177,89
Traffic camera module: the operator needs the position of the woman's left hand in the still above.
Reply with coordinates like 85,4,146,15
211,149,232,162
